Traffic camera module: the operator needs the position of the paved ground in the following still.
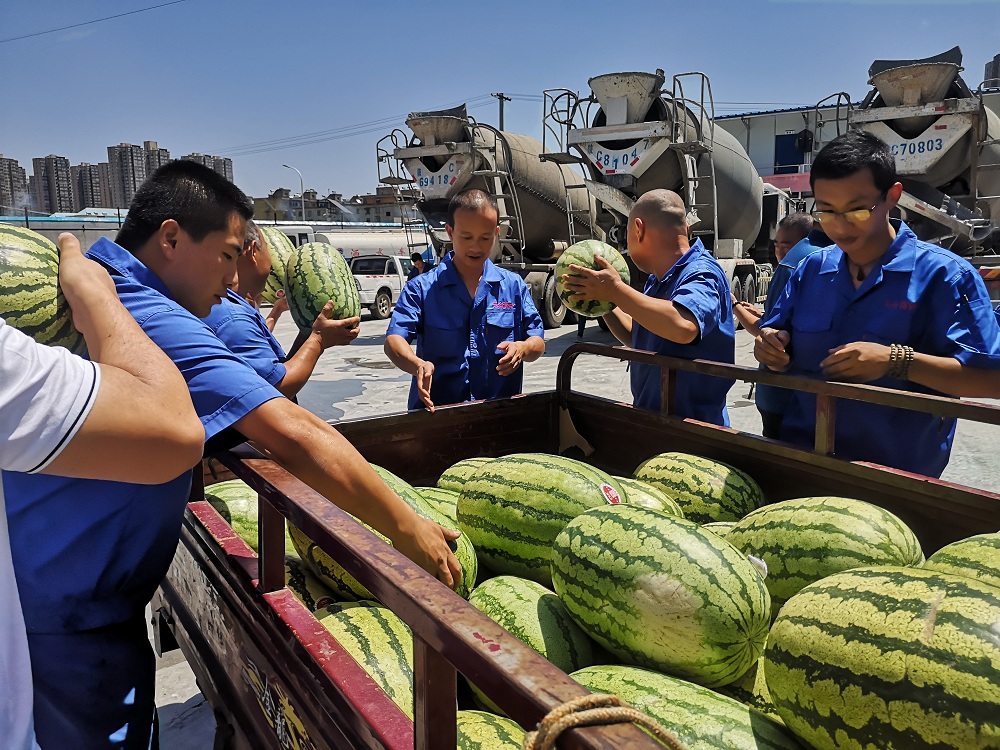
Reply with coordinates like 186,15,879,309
155,310,1000,747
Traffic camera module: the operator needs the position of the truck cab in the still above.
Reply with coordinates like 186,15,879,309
349,254,413,320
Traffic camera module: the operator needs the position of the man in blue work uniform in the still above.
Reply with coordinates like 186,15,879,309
384,189,545,411
755,130,1000,477
562,189,735,426
4,161,461,749
204,220,360,399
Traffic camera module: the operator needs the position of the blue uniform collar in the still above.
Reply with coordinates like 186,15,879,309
818,220,917,277
87,237,176,301
649,238,706,286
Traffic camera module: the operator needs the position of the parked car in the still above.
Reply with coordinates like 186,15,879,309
349,255,413,320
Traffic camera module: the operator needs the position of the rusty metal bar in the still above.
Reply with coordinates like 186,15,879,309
659,365,677,416
556,342,1000,426
814,393,837,455
258,497,286,593
413,636,457,750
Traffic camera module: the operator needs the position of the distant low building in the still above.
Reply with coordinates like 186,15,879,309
347,186,420,224
253,188,358,223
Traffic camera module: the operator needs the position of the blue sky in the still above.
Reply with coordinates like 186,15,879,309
2,0,997,201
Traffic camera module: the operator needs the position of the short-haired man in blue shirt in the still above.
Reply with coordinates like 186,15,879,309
562,189,735,426
204,220,360,399
384,189,545,411
755,130,1000,476
4,161,461,749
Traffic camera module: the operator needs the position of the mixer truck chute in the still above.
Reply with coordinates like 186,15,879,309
376,105,603,328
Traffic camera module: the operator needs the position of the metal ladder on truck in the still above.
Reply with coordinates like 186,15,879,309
466,119,525,261
375,130,433,257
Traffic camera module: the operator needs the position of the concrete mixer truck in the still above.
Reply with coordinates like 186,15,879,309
376,105,603,328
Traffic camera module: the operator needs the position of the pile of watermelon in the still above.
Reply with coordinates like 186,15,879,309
204,448,1000,749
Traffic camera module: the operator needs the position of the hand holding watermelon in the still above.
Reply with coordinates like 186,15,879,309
311,300,360,348
562,255,625,303
554,240,631,318
393,514,463,589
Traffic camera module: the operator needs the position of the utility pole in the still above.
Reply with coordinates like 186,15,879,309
491,92,511,131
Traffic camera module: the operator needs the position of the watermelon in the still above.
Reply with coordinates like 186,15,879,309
764,566,1000,750
614,477,684,516
924,532,1000,589
725,496,925,614
285,241,359,331
456,453,626,586
288,519,387,601
551,505,771,688
438,457,494,493
457,711,524,749
467,576,600,713
419,486,460,524
258,226,294,303
716,655,783,723
570,665,803,750
0,224,85,353
205,478,296,555
315,604,414,720
284,555,338,611
555,239,631,318
702,521,736,538
633,452,764,523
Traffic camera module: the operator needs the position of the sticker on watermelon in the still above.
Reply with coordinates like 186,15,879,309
601,484,621,505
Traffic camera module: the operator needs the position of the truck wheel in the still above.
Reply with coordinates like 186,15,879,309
730,276,744,330
541,275,567,329
743,275,758,308
371,290,392,320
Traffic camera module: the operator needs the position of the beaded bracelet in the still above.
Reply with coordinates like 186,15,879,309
888,344,914,379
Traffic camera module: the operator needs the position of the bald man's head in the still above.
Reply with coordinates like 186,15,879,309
629,189,688,233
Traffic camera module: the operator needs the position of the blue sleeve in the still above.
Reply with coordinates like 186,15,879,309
930,268,1000,369
386,280,423,342
520,281,544,340
141,309,283,439
760,264,801,331
670,268,727,339
763,264,792,316
212,306,287,387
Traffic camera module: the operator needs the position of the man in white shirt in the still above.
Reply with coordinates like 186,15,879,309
0,234,203,749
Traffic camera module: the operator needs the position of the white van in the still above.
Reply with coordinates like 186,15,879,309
349,255,413,320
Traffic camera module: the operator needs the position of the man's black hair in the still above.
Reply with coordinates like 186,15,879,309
778,212,815,239
410,251,423,262
116,160,254,252
809,130,897,193
446,189,499,228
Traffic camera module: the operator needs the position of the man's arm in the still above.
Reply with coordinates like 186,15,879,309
496,336,544,376
733,295,764,338
234,398,461,585
384,333,434,411
277,301,360,398
264,293,288,332
601,307,633,346
42,234,204,483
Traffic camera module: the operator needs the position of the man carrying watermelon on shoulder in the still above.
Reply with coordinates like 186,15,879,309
3,161,461,749
384,189,545,412
561,188,736,426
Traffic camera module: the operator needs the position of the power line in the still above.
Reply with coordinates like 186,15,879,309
0,0,192,44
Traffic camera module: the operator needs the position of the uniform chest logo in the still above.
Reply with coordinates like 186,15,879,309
492,301,515,310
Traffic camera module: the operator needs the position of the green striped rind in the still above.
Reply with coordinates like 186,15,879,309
614,477,684,516
456,710,524,749
570,665,803,750
288,519,383,601
633,452,765,523
702,521,737,538
285,241,359,330
437,457,494,493
205,479,296,555
717,655,784,724
315,604,414,721
764,567,1000,750
284,555,339,611
0,224,85,353
456,453,627,586
467,576,600,713
551,505,771,688
924,533,1000,589
418,487,460,524
372,466,477,598
555,239,631,318
258,226,295,303
726,497,925,613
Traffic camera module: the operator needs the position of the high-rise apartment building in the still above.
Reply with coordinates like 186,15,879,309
144,140,171,176
0,155,29,213
71,162,113,211
181,153,234,182
107,143,147,208
31,154,75,214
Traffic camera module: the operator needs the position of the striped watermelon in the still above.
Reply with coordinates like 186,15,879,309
288,519,388,601
456,453,626,586
633,452,765,523
315,603,414,720
570,665,803,750
284,555,338,611
924,533,1000,589
438,457,494,493
702,521,736,538
258,226,294,303
0,224,85,353
551,505,771,687
716,655,783,724
457,711,524,749
285,241,359,331
555,239,631,318
726,497,925,613
614,477,684,516
467,576,601,713
419,486,460,524
205,478,296,555
764,566,1000,750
